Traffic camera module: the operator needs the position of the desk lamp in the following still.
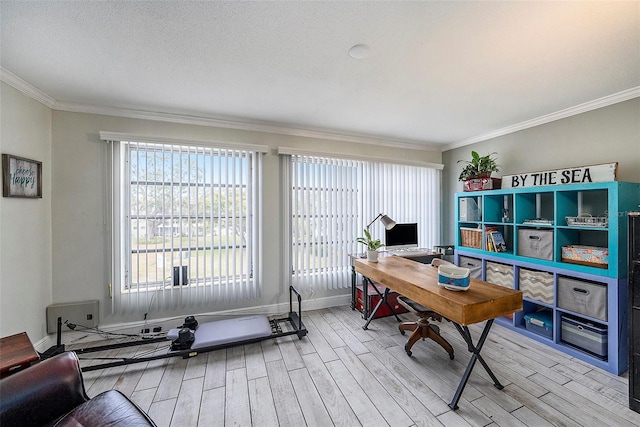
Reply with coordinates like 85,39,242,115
366,213,396,231
360,214,396,260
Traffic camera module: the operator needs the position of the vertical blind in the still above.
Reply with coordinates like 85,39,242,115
107,139,263,314
286,154,441,292
363,162,441,252
290,155,363,291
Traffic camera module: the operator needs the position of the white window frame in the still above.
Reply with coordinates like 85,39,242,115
101,133,266,314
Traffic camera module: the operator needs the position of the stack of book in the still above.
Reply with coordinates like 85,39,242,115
485,226,507,252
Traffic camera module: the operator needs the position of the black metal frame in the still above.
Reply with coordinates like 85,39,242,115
361,277,402,329
449,320,503,409
71,286,307,372
358,273,505,410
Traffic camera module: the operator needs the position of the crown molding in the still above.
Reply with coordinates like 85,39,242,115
3,66,638,153
445,86,640,151
0,67,56,108
1,66,434,151
54,101,438,152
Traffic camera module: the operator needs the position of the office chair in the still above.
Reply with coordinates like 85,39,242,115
397,258,455,359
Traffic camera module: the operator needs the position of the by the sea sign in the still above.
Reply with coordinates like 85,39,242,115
502,162,617,189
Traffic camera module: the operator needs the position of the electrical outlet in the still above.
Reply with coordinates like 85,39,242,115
46,300,99,333
141,328,150,334
153,327,162,332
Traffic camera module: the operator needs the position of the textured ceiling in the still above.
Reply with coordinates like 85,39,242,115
1,1,639,149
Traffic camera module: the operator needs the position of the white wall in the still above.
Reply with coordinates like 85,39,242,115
50,110,443,328
0,82,52,339
441,98,640,244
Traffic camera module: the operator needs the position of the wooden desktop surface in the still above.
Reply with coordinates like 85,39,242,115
0,332,39,375
354,255,522,325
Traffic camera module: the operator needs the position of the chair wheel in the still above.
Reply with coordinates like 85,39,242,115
400,329,405,336
449,353,454,360
405,349,412,357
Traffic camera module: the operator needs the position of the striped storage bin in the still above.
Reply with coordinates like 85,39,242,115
519,268,554,304
486,262,514,288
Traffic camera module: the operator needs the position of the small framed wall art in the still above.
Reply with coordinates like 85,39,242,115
2,154,42,198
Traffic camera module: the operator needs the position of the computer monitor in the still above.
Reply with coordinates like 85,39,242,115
385,223,418,250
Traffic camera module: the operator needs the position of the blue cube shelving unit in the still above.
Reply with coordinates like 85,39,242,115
454,181,640,375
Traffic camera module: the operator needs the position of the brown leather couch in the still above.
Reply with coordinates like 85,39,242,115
0,351,156,426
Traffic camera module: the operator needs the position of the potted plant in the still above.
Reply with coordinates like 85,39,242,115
457,151,501,191
356,228,384,262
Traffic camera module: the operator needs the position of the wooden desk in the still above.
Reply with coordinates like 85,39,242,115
354,255,523,409
0,332,39,377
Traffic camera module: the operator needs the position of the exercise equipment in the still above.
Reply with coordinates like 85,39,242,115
167,314,272,351
65,286,307,372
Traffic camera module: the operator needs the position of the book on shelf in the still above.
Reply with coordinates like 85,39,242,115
485,226,498,251
489,230,508,252
486,234,494,251
482,226,506,252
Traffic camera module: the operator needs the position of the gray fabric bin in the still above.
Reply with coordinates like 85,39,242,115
557,277,607,321
458,256,482,279
518,229,553,260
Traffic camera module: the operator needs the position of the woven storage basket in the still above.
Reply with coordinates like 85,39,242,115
460,227,482,249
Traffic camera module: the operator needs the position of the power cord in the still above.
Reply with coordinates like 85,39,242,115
64,320,155,339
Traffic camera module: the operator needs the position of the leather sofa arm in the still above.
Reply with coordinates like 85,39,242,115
0,351,89,426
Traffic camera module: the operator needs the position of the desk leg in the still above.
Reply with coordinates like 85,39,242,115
362,278,402,330
351,265,356,310
361,276,369,320
449,319,503,410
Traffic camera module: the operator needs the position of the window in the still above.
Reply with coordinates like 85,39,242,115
289,156,363,291
284,153,441,292
107,138,264,313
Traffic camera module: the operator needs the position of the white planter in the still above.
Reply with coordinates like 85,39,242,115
367,250,379,263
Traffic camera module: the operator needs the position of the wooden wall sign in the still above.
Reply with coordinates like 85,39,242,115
502,162,617,189
2,154,43,198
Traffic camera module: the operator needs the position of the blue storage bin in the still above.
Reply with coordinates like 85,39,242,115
561,314,608,359
524,310,553,339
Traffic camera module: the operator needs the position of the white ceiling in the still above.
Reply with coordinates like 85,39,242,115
1,1,639,150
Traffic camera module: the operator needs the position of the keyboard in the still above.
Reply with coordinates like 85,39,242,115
387,248,434,256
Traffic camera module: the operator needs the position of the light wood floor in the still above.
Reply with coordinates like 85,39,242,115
77,306,640,426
